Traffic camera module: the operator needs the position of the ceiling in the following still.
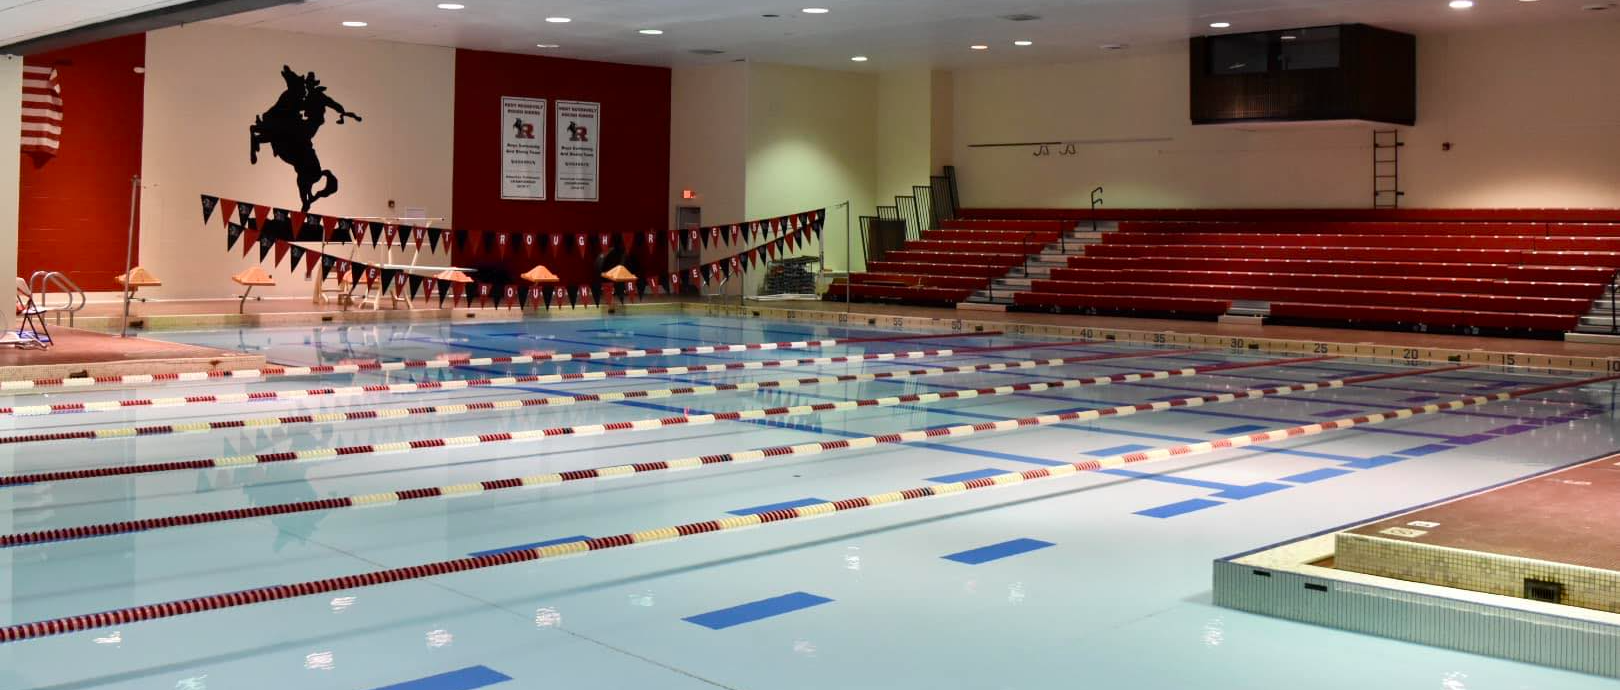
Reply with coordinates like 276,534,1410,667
2,0,195,47
19,0,1620,68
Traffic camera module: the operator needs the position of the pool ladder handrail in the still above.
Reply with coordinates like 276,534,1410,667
28,270,87,326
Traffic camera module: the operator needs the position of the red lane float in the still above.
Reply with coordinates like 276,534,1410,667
8,360,1498,548
0,346,1206,446
0,336,1076,418
0,351,1301,488
0,331,999,395
6,371,1611,644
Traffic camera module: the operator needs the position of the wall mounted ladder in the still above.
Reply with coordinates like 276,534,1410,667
1373,129,1404,208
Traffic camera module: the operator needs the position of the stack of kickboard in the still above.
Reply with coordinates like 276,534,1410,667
762,256,820,296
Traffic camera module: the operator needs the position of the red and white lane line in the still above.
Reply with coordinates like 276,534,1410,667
0,353,1306,488
6,372,1611,644
0,360,1472,548
0,338,1090,418
0,331,997,395
0,346,1208,446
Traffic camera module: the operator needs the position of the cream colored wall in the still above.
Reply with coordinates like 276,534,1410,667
952,21,1620,210
0,55,19,331
929,69,954,173
669,62,748,249
138,24,455,301
745,63,876,278
876,68,932,205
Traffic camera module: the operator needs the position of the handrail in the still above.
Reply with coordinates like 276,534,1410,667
1610,269,1617,335
28,270,87,326
1090,186,1105,234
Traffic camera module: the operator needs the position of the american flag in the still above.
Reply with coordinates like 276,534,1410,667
20,65,63,158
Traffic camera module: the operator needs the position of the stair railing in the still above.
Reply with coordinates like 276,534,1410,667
1090,186,1104,234
28,270,87,326
1610,270,1617,334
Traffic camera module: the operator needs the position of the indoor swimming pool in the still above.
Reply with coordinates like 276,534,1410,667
1,315,1617,689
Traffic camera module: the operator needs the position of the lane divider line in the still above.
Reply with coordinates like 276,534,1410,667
0,352,1299,488
0,338,1095,418
0,346,1209,446
0,331,998,395
5,371,1610,644
10,360,1497,548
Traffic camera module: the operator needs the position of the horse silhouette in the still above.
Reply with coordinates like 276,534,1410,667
250,66,362,212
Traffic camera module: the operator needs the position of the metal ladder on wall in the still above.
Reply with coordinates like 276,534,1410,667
1373,129,1404,208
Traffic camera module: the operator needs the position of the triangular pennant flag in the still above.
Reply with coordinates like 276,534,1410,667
645,229,658,249
549,285,564,309
253,204,270,230
369,222,384,247
575,233,589,257
476,282,492,308
397,226,411,251
729,255,742,276
501,284,518,309
289,211,307,237
453,229,469,252
701,227,712,248
688,227,700,249
478,231,493,255
380,269,400,294
305,248,320,279
219,199,238,229
272,208,290,232
438,278,451,307
548,233,562,256
226,223,246,251
272,240,290,267
242,227,260,257
523,232,537,256
288,244,307,273
599,233,612,252
236,202,254,228
427,227,442,253
258,233,274,262
409,274,424,301
670,229,681,249
496,232,510,257
566,284,579,309
364,265,379,289
383,225,398,250
670,272,681,292
522,285,538,310
201,195,219,224
320,255,337,281
334,258,351,284
729,225,740,246
622,231,636,252
689,267,702,286
414,226,427,251
423,277,438,302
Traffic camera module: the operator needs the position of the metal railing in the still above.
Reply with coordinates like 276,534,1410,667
28,270,87,326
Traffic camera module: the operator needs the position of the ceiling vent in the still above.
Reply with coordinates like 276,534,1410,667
690,49,726,55
998,13,1041,21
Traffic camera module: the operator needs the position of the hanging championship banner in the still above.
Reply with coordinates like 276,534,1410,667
554,100,600,202
500,96,547,200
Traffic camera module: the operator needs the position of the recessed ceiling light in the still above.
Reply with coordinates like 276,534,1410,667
802,7,830,13
850,56,868,62
1280,34,1297,40
545,16,571,23
1209,21,1231,28
536,43,559,48
970,44,989,50
436,3,464,9
1014,40,1033,46
341,21,367,27
638,29,664,35
1448,0,1474,7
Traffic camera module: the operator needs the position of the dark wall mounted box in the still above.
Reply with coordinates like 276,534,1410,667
1190,24,1416,126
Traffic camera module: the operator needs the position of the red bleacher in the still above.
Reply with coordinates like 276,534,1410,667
1015,218,1620,333
828,219,1067,305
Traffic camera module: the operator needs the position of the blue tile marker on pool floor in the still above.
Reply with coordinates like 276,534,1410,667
370,665,511,690
943,538,1055,565
684,592,834,630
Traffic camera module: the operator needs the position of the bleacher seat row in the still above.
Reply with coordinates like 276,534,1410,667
827,219,1068,305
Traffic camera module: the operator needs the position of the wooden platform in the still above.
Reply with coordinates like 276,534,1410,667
1336,455,1620,613
0,326,263,382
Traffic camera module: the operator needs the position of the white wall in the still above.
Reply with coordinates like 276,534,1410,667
669,62,748,237
139,24,456,300
952,21,1620,210
876,68,932,205
0,55,19,332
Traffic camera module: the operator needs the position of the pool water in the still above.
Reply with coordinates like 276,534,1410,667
1,316,1617,690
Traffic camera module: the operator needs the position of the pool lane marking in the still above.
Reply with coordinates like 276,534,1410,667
7,358,1475,547
0,331,996,396
0,353,1306,490
0,337,1077,418
6,371,1612,644
0,344,1194,443
369,665,512,690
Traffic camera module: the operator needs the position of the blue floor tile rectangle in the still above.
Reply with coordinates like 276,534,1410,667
926,468,1010,484
1446,433,1496,445
1136,498,1225,518
1393,444,1454,457
1490,423,1541,435
683,592,833,630
370,665,512,690
1211,424,1269,435
727,498,829,516
1312,408,1364,418
943,538,1056,565
1279,468,1355,484
468,536,589,558
1085,444,1154,457
1342,455,1408,469
1211,482,1292,500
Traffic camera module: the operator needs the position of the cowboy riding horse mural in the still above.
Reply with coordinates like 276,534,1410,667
250,65,362,212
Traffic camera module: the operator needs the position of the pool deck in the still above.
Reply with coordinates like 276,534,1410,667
0,326,263,381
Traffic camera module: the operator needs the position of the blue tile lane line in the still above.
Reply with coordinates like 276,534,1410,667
683,592,834,630
1085,444,1155,457
925,468,1012,484
942,538,1056,565
1391,443,1455,457
1278,468,1356,483
369,665,512,690
1136,498,1225,518
905,443,1069,467
468,535,590,558
1095,469,1290,500
1341,455,1410,469
1312,408,1365,418
1210,424,1269,435
727,498,830,516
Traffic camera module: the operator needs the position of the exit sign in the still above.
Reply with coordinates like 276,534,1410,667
681,189,697,200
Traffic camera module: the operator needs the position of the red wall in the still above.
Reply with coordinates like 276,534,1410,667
18,34,146,292
451,49,671,288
